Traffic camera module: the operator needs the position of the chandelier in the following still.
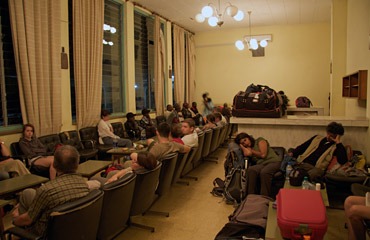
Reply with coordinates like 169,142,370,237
235,11,270,51
195,0,244,27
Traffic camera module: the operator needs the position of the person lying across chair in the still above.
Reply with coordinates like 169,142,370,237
0,139,30,178
288,121,348,182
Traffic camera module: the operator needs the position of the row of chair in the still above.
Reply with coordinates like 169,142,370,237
5,123,236,239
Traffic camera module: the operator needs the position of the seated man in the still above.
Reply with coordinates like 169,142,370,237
124,112,142,139
345,195,370,240
181,118,198,148
0,139,30,177
164,104,173,120
139,108,154,130
98,110,133,147
181,102,193,119
214,112,225,127
212,107,227,125
12,145,90,238
289,121,347,182
167,103,181,125
235,133,281,197
147,122,190,160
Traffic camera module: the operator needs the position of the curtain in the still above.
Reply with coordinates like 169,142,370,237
186,34,196,104
73,0,104,129
154,16,165,116
173,25,185,107
8,0,62,136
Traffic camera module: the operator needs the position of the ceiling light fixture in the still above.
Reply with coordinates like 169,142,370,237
195,0,244,27
235,11,271,51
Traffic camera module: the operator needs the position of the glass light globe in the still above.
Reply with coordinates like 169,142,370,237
233,10,244,21
251,42,258,50
103,24,110,31
103,39,108,45
250,38,257,46
108,41,114,46
110,27,116,34
208,17,218,27
195,13,205,23
226,5,238,17
235,40,244,50
202,6,213,18
260,39,268,47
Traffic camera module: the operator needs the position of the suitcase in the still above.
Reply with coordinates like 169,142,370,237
232,89,282,118
277,189,328,240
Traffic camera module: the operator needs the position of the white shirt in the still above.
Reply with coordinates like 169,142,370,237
221,115,227,125
181,131,199,148
97,119,119,144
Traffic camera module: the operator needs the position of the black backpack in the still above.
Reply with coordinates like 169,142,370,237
212,151,247,204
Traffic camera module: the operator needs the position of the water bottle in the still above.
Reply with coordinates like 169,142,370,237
285,162,292,181
112,138,118,150
140,129,146,140
302,176,310,190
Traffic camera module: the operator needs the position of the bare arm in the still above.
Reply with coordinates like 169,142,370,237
182,145,191,153
12,208,33,226
106,169,129,184
250,139,268,159
0,140,10,157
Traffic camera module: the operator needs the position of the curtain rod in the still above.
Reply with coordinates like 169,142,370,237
129,0,195,35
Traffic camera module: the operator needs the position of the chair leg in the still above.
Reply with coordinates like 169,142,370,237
181,175,198,181
129,221,155,232
176,180,190,185
145,210,169,217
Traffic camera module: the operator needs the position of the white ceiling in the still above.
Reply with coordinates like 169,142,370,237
131,0,332,33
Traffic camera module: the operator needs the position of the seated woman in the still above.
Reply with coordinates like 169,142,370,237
170,123,184,145
19,124,56,179
94,151,157,185
98,110,133,147
345,195,370,240
232,132,281,198
201,114,217,131
0,139,30,178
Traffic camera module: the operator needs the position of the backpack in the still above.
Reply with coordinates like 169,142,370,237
289,166,308,186
295,96,312,108
211,168,247,204
224,150,237,177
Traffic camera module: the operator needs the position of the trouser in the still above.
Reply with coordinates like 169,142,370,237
18,188,37,215
0,171,9,180
0,159,30,177
102,136,133,147
351,183,370,197
246,161,281,197
297,162,325,183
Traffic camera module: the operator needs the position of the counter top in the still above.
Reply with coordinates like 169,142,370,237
230,115,369,127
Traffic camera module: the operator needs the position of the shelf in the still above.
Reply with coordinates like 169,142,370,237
342,70,367,100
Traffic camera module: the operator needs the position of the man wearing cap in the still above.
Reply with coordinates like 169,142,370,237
124,112,142,139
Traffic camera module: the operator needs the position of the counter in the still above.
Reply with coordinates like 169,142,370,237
230,115,369,156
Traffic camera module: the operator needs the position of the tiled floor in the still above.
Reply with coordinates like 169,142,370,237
3,146,349,240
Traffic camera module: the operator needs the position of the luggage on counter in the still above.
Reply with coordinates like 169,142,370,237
232,84,282,118
277,189,328,240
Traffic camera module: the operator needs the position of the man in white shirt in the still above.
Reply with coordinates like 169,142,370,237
98,110,133,147
213,107,227,125
181,118,198,148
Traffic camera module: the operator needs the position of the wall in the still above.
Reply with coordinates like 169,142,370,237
345,0,370,160
194,23,331,115
345,0,370,117
330,0,347,116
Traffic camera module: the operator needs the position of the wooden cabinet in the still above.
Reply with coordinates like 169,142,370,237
342,70,367,100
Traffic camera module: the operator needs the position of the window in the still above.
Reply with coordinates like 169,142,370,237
0,1,22,127
69,0,124,119
102,0,124,113
134,10,155,111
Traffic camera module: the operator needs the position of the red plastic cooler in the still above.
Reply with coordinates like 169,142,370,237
277,189,328,240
